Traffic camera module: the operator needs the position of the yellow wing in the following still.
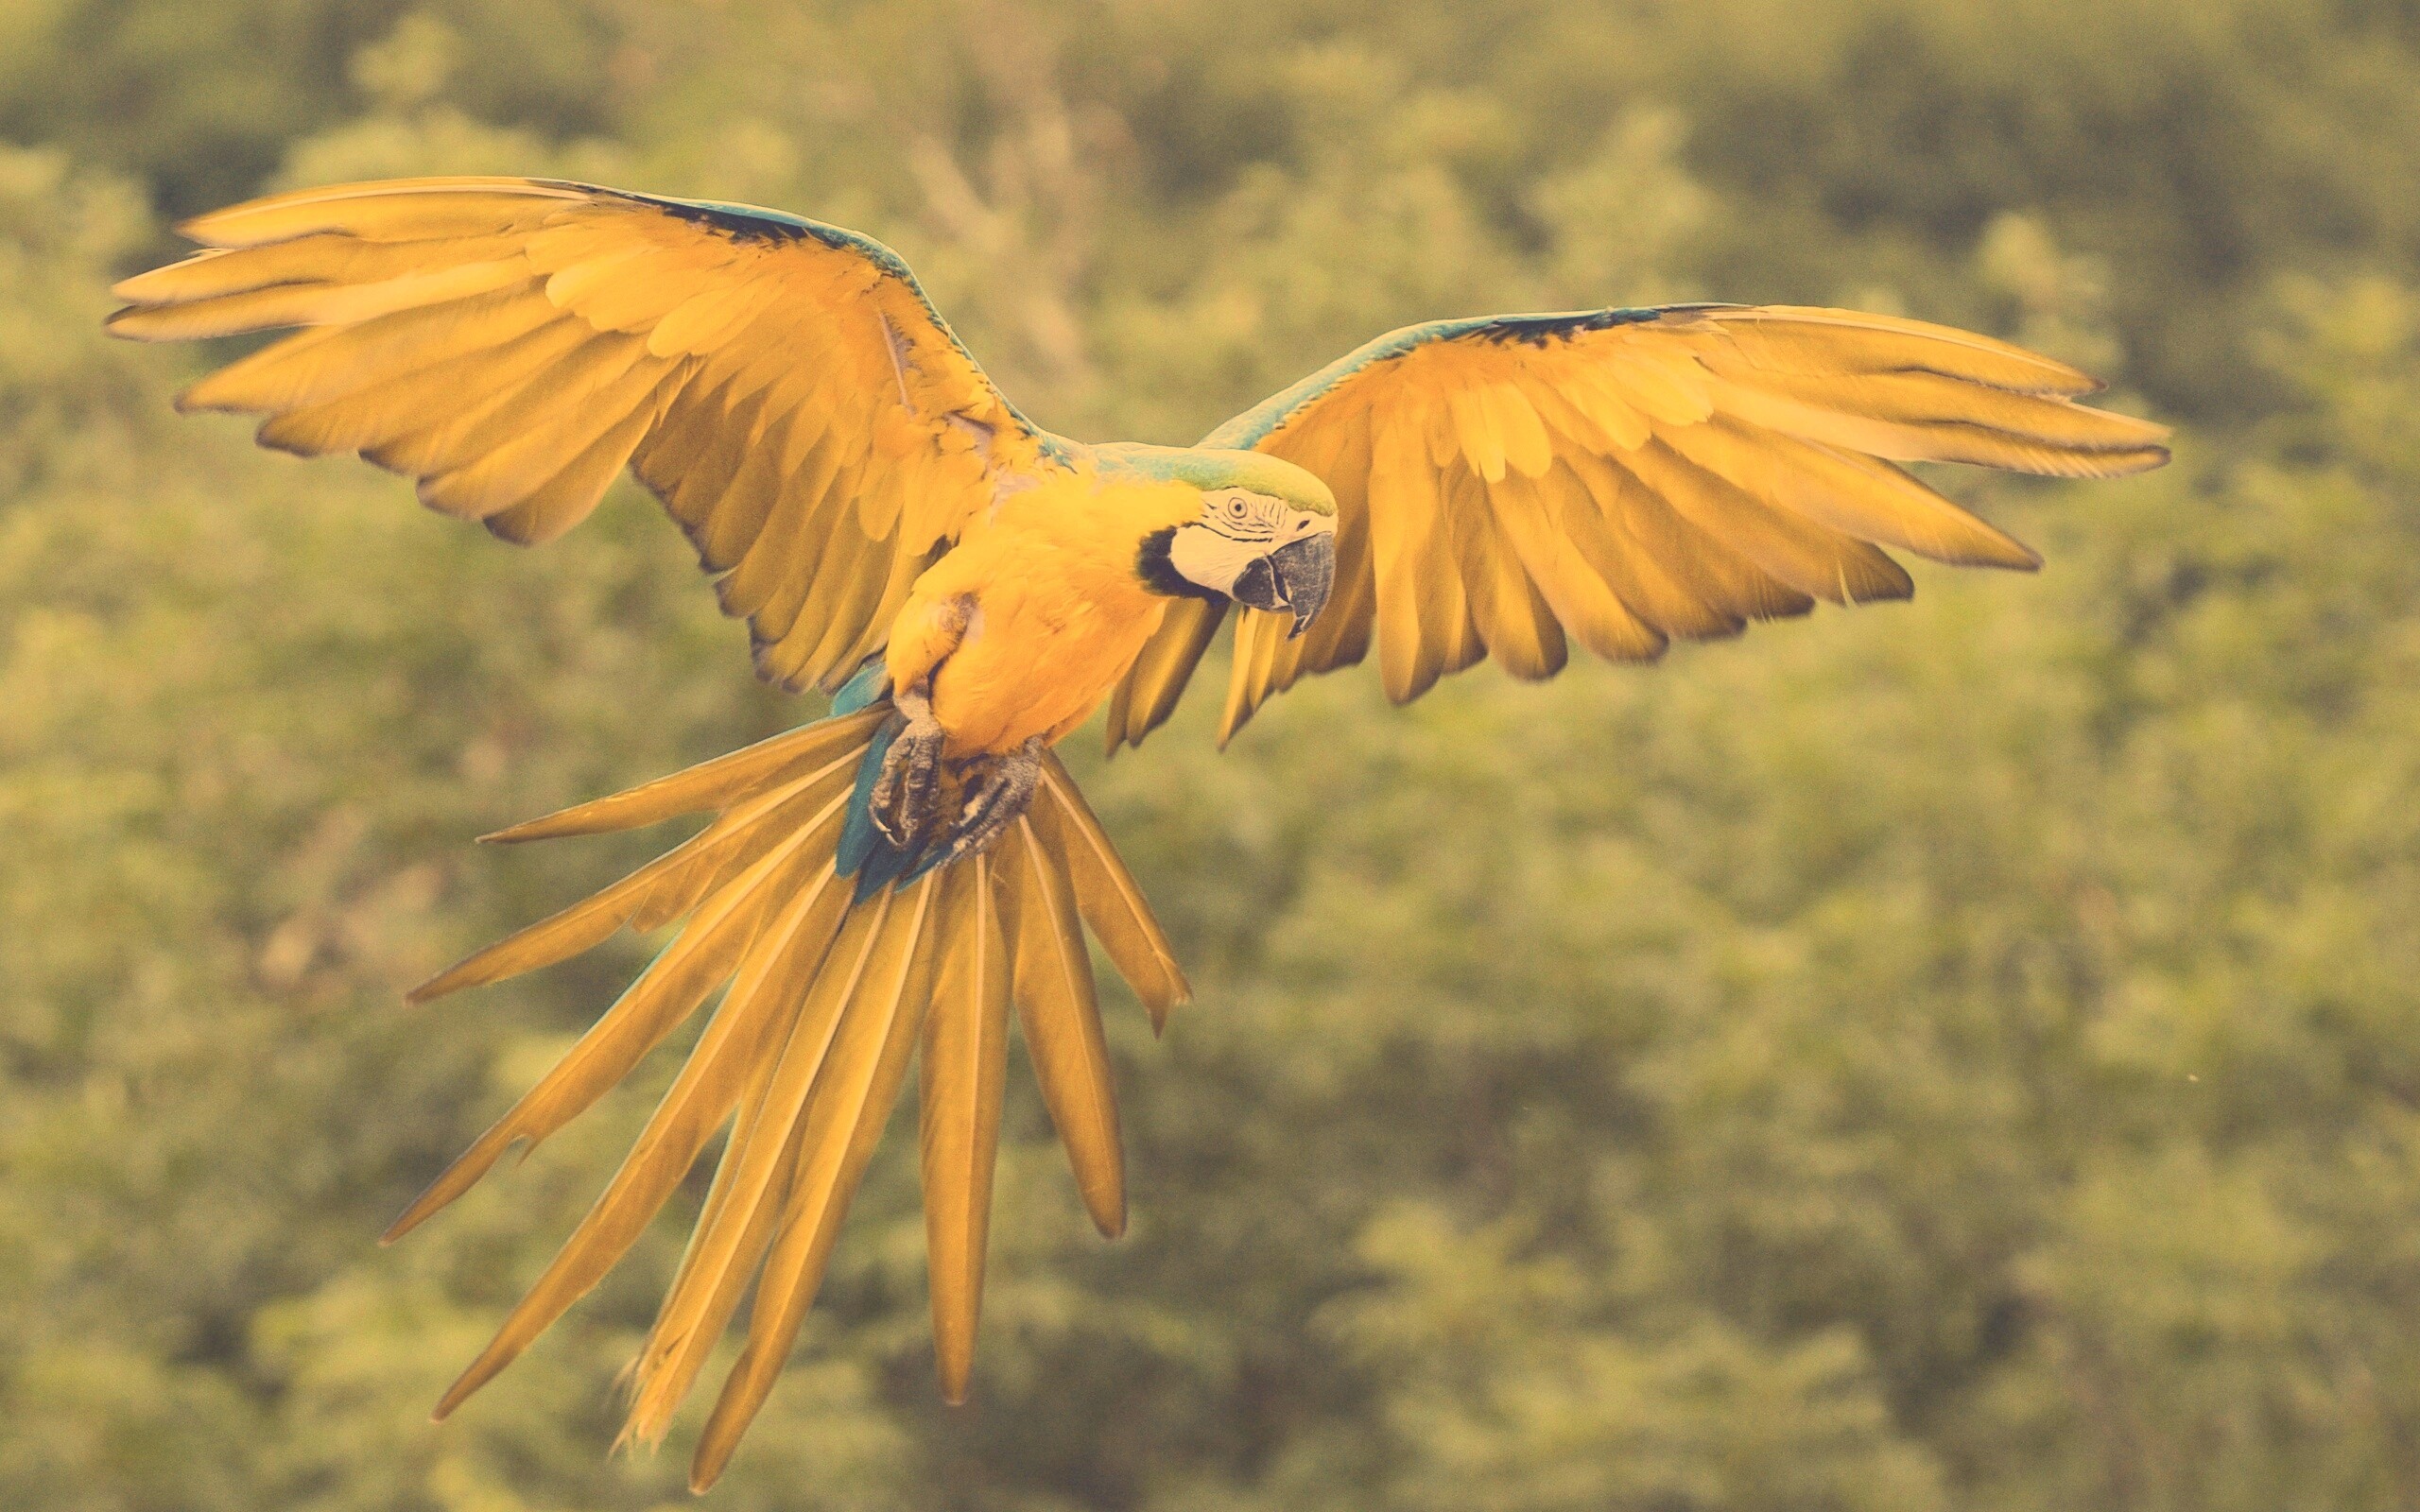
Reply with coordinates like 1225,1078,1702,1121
1104,303,2169,749
108,176,1065,693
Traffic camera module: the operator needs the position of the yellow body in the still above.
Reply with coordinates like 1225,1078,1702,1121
888,474,1201,757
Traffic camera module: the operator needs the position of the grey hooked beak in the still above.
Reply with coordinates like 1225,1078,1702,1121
1230,532,1337,637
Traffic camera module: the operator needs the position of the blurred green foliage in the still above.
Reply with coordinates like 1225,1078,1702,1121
6,1,2420,1507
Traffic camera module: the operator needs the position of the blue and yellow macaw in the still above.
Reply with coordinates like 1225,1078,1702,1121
111,177,2168,1487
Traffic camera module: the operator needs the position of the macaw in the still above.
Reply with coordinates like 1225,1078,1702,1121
110,177,2169,1488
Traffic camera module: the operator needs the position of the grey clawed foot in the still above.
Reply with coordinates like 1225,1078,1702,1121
945,736,1046,865
870,691,948,850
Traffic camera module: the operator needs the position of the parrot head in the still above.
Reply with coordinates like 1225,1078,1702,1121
1117,446,1338,637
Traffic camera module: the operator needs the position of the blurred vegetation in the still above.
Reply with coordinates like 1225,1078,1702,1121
6,0,2420,1507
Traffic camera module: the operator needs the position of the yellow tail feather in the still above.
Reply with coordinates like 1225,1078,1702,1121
393,708,1187,1486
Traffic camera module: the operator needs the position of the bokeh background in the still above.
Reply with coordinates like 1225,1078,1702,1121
7,1,2420,1507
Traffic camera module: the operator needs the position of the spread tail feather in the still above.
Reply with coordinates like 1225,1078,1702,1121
398,687,1190,1487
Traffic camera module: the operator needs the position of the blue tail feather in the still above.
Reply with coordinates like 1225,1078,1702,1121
828,657,958,901
899,831,958,888
835,722,895,888
852,821,941,902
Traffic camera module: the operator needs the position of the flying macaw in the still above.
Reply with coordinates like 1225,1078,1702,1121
110,176,2169,1488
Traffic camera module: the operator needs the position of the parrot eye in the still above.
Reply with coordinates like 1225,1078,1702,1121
1225,496,1250,519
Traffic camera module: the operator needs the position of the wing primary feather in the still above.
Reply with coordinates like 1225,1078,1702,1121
1708,372,2169,477
1564,446,1811,625
175,178,587,247
252,313,587,467
1664,417,2041,570
1615,439,1912,606
107,258,532,340
1696,305,2105,397
176,285,558,415
113,232,526,304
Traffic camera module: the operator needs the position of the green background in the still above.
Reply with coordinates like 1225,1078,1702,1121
6,2,2419,1507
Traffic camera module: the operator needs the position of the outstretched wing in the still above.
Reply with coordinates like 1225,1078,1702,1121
1103,304,2169,749
109,177,1064,693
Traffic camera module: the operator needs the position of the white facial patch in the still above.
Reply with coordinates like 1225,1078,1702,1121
1167,521,1268,594
1199,488,1285,542
1165,490,1336,595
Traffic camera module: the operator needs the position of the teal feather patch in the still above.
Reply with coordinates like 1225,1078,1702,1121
833,713,946,901
827,662,962,900
834,722,896,885
1091,442,1339,516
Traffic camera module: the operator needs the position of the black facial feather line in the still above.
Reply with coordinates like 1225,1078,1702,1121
1137,526,1226,601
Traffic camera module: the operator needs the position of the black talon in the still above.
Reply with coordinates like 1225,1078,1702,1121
870,690,948,850
943,736,1046,866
